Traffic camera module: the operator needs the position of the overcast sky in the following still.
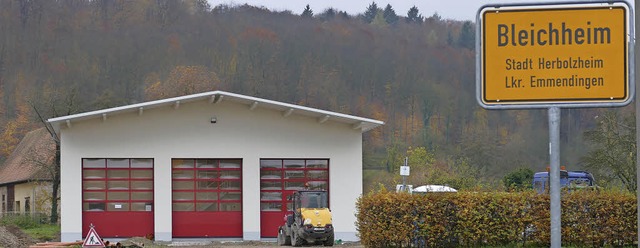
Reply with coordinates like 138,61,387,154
208,0,636,21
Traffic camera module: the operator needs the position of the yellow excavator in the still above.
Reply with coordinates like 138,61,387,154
277,190,334,246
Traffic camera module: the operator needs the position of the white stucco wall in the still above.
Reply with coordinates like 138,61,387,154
59,100,363,242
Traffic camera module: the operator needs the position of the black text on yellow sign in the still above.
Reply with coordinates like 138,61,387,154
480,4,629,106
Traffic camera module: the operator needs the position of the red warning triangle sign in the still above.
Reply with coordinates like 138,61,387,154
82,224,105,247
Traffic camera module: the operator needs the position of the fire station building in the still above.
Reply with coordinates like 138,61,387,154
48,91,383,242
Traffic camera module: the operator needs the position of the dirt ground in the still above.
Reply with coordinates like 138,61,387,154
0,225,38,248
0,226,364,248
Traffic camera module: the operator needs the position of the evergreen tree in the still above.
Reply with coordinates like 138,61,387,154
382,4,398,25
458,21,475,49
363,2,379,23
337,11,350,19
407,6,423,23
318,8,336,21
301,4,313,18
426,12,442,22
371,10,387,27
447,31,454,46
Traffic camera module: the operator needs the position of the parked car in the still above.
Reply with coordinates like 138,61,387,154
412,185,457,194
532,170,595,194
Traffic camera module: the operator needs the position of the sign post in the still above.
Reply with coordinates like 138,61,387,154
548,107,561,246
400,157,410,192
477,2,634,247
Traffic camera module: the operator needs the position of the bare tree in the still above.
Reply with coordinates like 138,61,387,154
29,88,79,224
22,129,57,219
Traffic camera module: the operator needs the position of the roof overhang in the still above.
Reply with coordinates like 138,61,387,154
48,91,384,134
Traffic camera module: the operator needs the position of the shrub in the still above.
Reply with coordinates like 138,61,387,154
356,189,636,247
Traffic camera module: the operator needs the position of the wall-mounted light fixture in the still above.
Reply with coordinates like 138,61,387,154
211,117,217,124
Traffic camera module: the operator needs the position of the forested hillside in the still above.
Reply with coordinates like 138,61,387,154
0,0,626,190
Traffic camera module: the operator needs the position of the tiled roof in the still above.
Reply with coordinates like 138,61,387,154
0,128,56,185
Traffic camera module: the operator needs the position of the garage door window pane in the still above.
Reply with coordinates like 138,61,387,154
132,192,153,201
173,170,194,179
307,160,328,169
83,181,105,190
83,159,105,168
84,202,106,211
108,192,129,201
173,181,194,190
260,160,282,169
284,160,304,169
131,170,153,179
83,170,105,179
220,181,240,190
261,171,281,179
132,181,153,190
284,170,304,179
173,203,194,211
108,181,129,190
197,171,217,179
173,192,194,201
285,182,305,190
220,160,241,168
197,181,218,190
197,159,217,168
107,203,129,211
131,203,153,211
197,203,218,211
107,159,129,168
220,202,241,211
261,202,281,211
261,181,281,190
220,171,240,179
261,192,281,201
196,192,218,200
307,181,328,190
131,159,153,168
108,170,128,179
173,159,194,168
220,192,241,201
83,192,105,201
308,171,328,180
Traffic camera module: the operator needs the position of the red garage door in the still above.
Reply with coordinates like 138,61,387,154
260,159,329,237
172,159,242,238
82,158,154,238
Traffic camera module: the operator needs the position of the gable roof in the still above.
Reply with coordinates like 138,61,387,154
0,128,56,186
48,91,384,133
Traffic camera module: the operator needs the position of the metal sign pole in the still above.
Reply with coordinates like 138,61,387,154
402,157,408,189
634,1,639,247
548,107,561,248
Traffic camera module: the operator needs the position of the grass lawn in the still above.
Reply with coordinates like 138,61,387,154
22,224,60,242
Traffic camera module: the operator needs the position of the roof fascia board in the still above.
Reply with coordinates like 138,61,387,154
47,91,384,131
218,91,384,125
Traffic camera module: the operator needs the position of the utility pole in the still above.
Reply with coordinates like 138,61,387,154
634,1,638,247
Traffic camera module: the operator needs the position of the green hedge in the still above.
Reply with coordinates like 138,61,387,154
355,189,636,247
